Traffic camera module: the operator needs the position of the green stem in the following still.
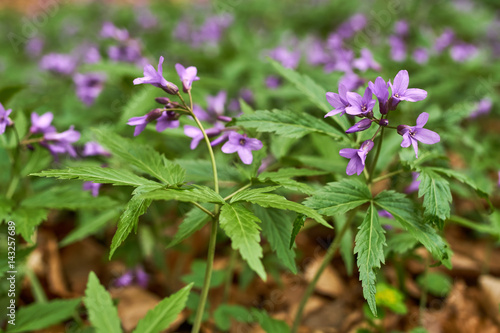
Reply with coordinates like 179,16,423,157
291,209,357,333
368,126,385,183
222,250,238,303
371,169,403,184
189,90,220,333
223,183,252,201
192,202,215,218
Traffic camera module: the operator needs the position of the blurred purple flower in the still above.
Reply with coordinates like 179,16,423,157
269,47,301,69
368,77,389,114
136,7,158,29
305,38,329,66
397,112,440,158
469,98,493,118
405,172,421,194
25,38,44,57
450,43,477,62
133,56,179,95
175,63,199,92
338,72,364,91
83,181,101,197
108,42,142,64
0,103,13,135
74,73,106,106
265,76,281,89
135,266,149,288
339,140,374,176
127,108,163,136
156,111,180,132
83,141,110,157
389,36,406,62
352,48,381,72
325,83,350,117
101,22,129,41
434,29,455,53
206,91,227,118
345,86,376,116
346,118,373,133
221,132,263,165
184,123,226,149
378,210,394,219
337,14,367,39
30,112,55,134
83,45,101,64
40,53,77,75
43,126,81,157
394,20,409,37
389,70,427,110
413,48,429,64
114,271,134,287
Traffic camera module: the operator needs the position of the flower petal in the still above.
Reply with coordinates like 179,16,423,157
411,138,419,158
416,112,429,127
400,88,427,102
401,133,412,148
393,70,409,94
221,141,240,154
345,157,359,175
237,148,253,164
339,148,358,159
414,128,440,144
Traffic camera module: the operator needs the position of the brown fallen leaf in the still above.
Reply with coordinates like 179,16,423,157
303,257,345,298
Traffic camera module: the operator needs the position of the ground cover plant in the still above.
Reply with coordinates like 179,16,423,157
1,0,500,332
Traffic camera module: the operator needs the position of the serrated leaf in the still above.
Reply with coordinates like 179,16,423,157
181,261,225,288
109,196,151,259
417,169,452,221
7,298,81,333
385,233,418,256
289,214,306,249
214,305,252,331
269,59,349,133
175,158,243,182
429,167,489,198
139,185,224,204
167,205,212,248
255,206,297,273
354,203,386,316
94,129,185,186
219,203,266,280
235,109,343,140
84,272,122,333
133,283,193,333
304,179,372,216
374,191,451,268
257,168,326,195
32,167,161,187
9,208,48,242
231,188,330,228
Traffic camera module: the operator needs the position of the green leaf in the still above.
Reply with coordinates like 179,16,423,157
7,298,81,333
289,214,306,249
375,282,407,315
257,168,326,195
235,109,344,140
335,215,354,276
304,179,372,216
32,167,161,187
254,206,297,273
175,159,243,183
181,261,225,288
21,185,118,210
109,196,151,259
9,208,48,242
167,205,211,248
214,305,252,331
354,203,386,316
428,167,490,199
94,129,185,186
385,233,418,256
133,283,193,333
374,191,451,268
231,188,331,228
251,309,291,333
84,272,122,333
269,59,349,133
417,169,452,222
219,203,266,280
416,272,453,297
139,185,225,205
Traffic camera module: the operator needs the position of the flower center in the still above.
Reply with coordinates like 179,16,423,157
394,93,400,98
361,105,367,112
239,138,246,146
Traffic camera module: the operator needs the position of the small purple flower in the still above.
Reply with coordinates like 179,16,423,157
73,73,106,106
206,91,227,117
339,140,374,176
338,72,364,91
265,76,281,89
221,132,263,165
100,22,129,41
40,53,77,75
469,98,493,118
434,29,455,53
156,111,180,132
25,38,44,57
83,45,101,64
83,141,110,157
397,112,440,158
134,266,149,288
378,210,394,219
30,112,55,134
346,118,373,133
389,36,407,62
83,181,101,197
127,108,163,136
394,20,409,37
133,56,179,95
43,126,81,157
108,41,142,64
184,124,226,149
450,43,477,62
405,172,421,193
368,77,389,114
352,48,381,72
325,84,350,117
413,48,429,64
114,271,134,287
136,7,158,30
345,86,376,116
269,47,301,69
0,103,13,135
337,14,367,39
305,38,329,66
175,63,200,92
389,70,427,110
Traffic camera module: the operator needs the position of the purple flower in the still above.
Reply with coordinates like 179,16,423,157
469,98,493,118
394,20,409,37
269,47,301,69
100,22,129,41
305,38,329,66
133,56,179,95
206,91,227,117
389,70,427,110
368,77,389,114
43,126,81,157
108,42,142,64
346,118,373,133
450,43,477,62
83,45,101,64
175,63,200,92
337,14,367,39
134,266,149,288
40,53,77,75
114,271,134,287
434,29,455,53
221,132,263,165
338,72,364,91
156,111,180,132
339,140,374,176
30,112,55,134
265,76,281,89
397,112,440,158
25,38,44,57
325,84,350,117
136,8,158,30
83,141,110,157
83,181,101,197
345,86,376,116
352,48,381,72
389,36,406,62
184,124,226,149
127,108,163,136
405,172,421,193
0,103,13,135
413,48,429,64
378,210,394,219
73,73,106,106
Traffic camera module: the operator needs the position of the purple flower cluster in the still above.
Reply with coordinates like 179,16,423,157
114,266,150,288
326,70,440,175
0,103,13,135
173,14,233,48
100,22,146,65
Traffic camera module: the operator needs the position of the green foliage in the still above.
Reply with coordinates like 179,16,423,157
231,187,330,228
166,205,211,248
214,305,253,331
109,196,152,259
354,203,386,316
7,298,81,333
416,272,453,297
305,178,372,216
257,168,326,194
133,283,193,333
375,282,407,315
385,232,419,256
84,272,122,333
417,169,452,224
252,309,291,333
219,203,266,280
9,208,48,242
289,214,306,249
374,191,451,269
139,185,225,205
94,129,186,186
181,261,225,288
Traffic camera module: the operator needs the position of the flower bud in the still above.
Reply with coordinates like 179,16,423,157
397,124,409,136
146,108,164,122
162,82,179,95
155,97,170,105
346,119,372,133
379,119,389,126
